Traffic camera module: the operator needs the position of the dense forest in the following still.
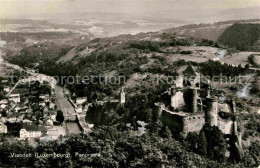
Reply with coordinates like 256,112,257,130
0,124,259,168
218,23,260,51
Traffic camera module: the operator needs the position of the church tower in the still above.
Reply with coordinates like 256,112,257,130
119,87,125,104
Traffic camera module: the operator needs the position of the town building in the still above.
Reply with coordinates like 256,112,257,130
0,122,7,134
8,94,20,103
76,105,83,113
76,97,87,105
25,67,36,73
39,101,46,107
119,87,125,104
3,87,10,93
20,124,46,139
46,126,66,140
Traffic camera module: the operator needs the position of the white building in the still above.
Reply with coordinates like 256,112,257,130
76,105,83,113
8,94,20,103
19,124,46,139
119,87,125,104
49,102,55,109
3,87,10,93
76,97,87,105
0,122,7,134
25,67,36,73
39,101,46,107
20,129,41,139
39,94,50,102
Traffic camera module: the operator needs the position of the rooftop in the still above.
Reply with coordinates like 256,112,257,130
22,123,47,132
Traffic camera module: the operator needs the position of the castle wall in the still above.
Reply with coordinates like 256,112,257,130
160,110,205,137
218,118,233,135
186,113,205,132
160,110,185,134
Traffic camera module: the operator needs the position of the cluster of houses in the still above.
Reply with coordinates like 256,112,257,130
0,78,65,141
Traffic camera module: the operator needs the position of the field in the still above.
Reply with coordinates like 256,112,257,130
66,122,81,135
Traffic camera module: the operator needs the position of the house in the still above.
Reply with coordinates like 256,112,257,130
0,99,8,109
46,126,66,140
0,99,8,104
39,101,46,107
0,104,7,109
39,94,50,102
43,108,49,118
83,105,88,112
6,114,19,123
76,97,87,105
76,105,83,113
49,102,55,109
45,119,54,127
0,117,6,123
3,87,10,93
1,79,8,84
14,106,21,112
25,67,36,73
20,123,46,139
0,122,7,134
22,119,33,124
44,95,50,102
49,111,57,121
39,94,45,100
8,94,20,103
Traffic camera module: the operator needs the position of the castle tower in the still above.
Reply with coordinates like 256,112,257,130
231,98,236,114
205,97,218,126
119,87,125,104
192,88,198,113
206,80,211,98
184,87,198,113
170,87,176,109
155,102,165,117
206,85,211,98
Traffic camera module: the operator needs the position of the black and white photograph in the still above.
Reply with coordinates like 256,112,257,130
0,0,259,167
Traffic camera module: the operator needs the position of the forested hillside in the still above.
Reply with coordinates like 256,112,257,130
218,23,260,51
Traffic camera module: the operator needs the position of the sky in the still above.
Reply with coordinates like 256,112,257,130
0,0,260,20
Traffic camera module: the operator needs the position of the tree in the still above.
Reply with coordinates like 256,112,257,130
1,110,7,117
198,131,207,155
201,124,227,162
162,126,172,139
56,110,64,123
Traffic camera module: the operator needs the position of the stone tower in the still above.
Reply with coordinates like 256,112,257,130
205,97,218,126
192,88,198,113
119,87,125,104
155,102,165,117
170,87,175,109
184,87,198,113
206,85,211,98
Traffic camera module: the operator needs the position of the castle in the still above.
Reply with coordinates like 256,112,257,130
155,64,242,147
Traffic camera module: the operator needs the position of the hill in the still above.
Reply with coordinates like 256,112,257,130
162,19,260,42
218,23,260,51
